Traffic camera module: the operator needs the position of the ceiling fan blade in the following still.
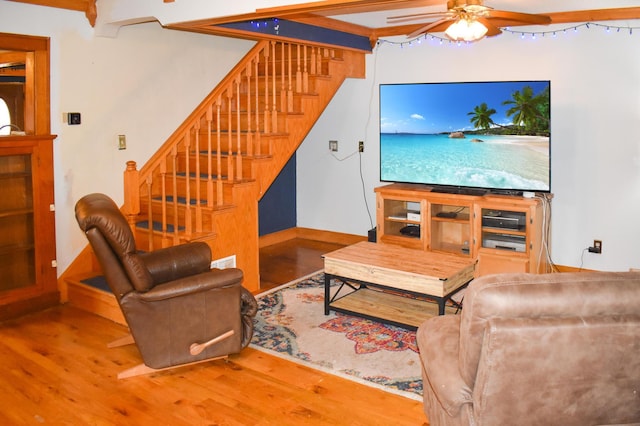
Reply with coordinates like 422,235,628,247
407,17,453,38
387,11,449,24
487,10,551,25
477,17,502,37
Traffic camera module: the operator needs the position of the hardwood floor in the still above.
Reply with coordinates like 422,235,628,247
0,238,428,425
259,238,346,292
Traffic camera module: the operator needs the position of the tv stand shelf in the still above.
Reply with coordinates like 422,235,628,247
375,183,551,276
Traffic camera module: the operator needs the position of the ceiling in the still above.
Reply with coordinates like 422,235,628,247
6,0,640,48
168,1,640,45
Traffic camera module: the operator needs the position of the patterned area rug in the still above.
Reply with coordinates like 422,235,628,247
250,272,422,400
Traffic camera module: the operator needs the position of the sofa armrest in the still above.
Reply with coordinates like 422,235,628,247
138,268,243,302
417,315,473,417
140,242,212,284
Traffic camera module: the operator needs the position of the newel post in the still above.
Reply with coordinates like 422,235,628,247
123,161,140,231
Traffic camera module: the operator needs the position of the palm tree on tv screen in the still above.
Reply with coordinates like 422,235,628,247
467,85,550,136
503,86,550,135
467,102,496,131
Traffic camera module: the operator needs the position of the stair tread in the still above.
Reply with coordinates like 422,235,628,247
65,271,104,286
169,171,254,183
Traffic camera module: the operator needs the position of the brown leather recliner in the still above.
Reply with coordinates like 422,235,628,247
75,193,258,378
417,271,640,426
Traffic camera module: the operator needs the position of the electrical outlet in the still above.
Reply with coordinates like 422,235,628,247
329,140,338,152
358,141,364,152
588,240,602,254
210,254,236,269
594,240,602,253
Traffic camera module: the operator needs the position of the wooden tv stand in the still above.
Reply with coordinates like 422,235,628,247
375,183,552,276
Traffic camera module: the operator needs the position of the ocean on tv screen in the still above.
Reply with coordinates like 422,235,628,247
380,133,550,191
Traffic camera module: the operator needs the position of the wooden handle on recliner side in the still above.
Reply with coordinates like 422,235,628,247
189,330,235,356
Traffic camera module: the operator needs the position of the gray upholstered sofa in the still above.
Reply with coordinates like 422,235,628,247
417,271,640,426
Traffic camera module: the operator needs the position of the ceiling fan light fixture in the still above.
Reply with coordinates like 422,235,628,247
445,17,488,42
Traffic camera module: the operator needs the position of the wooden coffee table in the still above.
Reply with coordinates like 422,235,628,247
323,241,476,329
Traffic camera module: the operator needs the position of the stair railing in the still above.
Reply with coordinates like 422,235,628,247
123,40,335,250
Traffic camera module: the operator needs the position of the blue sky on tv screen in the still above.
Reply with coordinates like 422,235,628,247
380,81,549,134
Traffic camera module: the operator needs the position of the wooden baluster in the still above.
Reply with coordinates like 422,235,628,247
316,48,327,75
296,44,302,93
287,43,293,113
254,56,262,155
159,160,167,241
145,175,154,251
234,76,243,180
310,46,317,75
280,42,286,114
263,43,271,133
215,99,223,206
205,105,213,208
245,61,253,158
303,44,309,93
226,87,234,183
193,121,202,233
170,145,179,244
271,40,278,133
182,131,192,236
123,161,140,233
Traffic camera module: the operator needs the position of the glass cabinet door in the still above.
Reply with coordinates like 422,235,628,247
0,153,35,291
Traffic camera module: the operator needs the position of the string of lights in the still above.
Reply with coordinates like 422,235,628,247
377,21,640,48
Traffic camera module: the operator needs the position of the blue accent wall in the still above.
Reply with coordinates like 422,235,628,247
258,153,296,235
216,19,372,52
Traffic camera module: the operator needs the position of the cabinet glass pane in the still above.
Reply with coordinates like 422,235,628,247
0,154,35,291
430,204,471,255
383,199,421,239
480,208,527,252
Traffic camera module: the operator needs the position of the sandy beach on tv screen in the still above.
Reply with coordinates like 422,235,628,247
489,135,549,154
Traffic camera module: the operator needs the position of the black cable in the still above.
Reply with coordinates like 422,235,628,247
579,247,588,272
359,151,374,230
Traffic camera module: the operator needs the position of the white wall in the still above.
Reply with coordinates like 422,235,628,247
297,26,640,272
1,2,254,272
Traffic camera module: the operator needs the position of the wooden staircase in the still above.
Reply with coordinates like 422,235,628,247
61,39,366,322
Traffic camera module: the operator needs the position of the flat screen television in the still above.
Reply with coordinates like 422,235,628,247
379,80,551,195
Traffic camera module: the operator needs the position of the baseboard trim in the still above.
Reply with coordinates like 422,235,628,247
259,227,366,248
554,265,596,273
66,280,125,325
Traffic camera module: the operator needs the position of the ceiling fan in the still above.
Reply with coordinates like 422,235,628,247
387,0,552,41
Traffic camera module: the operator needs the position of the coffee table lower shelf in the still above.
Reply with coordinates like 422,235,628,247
329,288,459,329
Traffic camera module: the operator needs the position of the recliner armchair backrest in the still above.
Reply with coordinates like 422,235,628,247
459,271,640,387
457,272,640,425
75,193,154,295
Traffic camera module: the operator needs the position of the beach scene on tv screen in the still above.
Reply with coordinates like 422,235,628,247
380,81,550,191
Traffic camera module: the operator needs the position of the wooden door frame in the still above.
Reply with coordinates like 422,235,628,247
0,32,50,135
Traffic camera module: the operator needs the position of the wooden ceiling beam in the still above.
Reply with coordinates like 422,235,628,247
545,7,640,24
373,7,640,38
256,0,442,18
6,0,97,26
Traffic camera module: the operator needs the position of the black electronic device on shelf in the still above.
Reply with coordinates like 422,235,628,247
400,224,420,238
482,210,525,230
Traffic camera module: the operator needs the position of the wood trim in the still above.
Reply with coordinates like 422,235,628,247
259,227,367,248
0,291,59,321
0,33,50,135
6,0,97,26
546,7,640,24
259,228,299,248
554,265,596,273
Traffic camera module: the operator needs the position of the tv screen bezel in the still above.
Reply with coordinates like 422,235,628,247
378,80,551,195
